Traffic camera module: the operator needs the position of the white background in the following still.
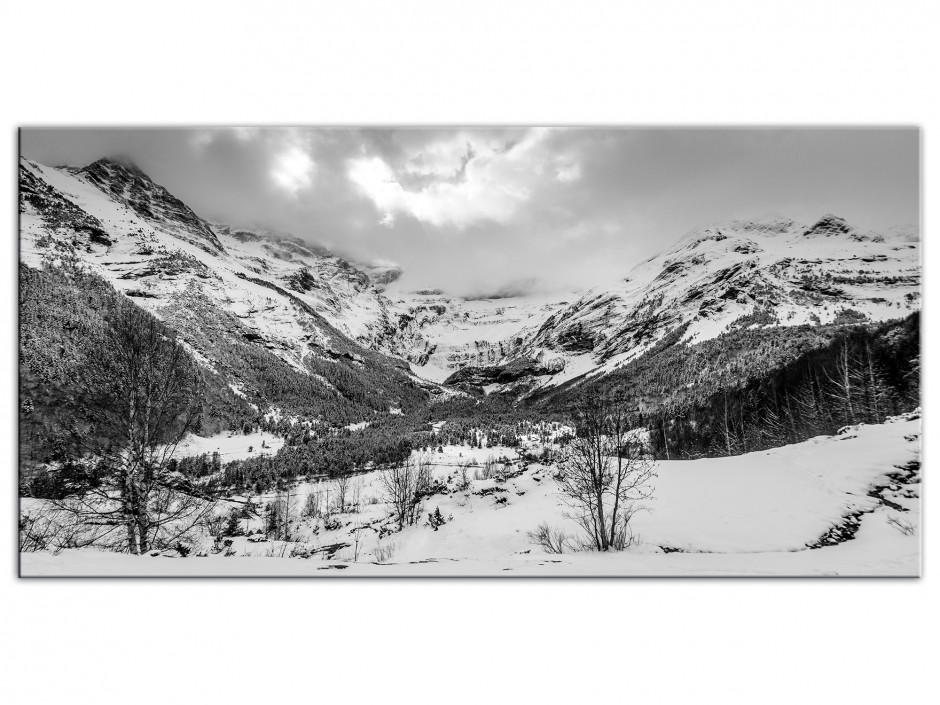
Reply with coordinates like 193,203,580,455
1,1,936,703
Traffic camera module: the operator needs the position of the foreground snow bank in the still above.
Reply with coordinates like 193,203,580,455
632,415,921,554
21,414,920,577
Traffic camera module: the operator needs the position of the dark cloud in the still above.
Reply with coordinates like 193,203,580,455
21,127,919,295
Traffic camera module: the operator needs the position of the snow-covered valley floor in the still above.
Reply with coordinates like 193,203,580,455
21,415,921,577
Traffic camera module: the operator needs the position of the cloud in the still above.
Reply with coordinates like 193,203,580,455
20,127,920,296
555,161,581,183
270,145,315,195
346,128,553,229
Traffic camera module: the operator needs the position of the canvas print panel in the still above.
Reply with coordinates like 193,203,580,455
18,127,921,576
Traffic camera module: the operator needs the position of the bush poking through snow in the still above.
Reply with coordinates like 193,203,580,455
373,540,396,563
223,508,243,536
203,512,226,538
427,506,446,531
527,522,569,554
453,459,473,490
473,455,501,481
302,490,322,519
18,510,83,554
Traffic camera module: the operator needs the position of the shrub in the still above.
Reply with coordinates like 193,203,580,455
427,506,446,531
527,522,569,554
373,540,397,563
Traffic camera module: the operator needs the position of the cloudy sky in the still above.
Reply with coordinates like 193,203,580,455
21,127,919,295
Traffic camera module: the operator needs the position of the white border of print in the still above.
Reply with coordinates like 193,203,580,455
1,2,936,705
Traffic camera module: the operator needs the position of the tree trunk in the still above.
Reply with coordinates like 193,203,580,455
136,504,150,554
123,473,141,554
125,516,139,555
723,391,733,456
594,436,608,550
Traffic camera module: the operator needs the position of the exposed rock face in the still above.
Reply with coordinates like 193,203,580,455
18,159,563,387
446,214,920,394
18,157,431,399
444,356,565,390
19,156,922,400
77,158,225,253
376,290,572,382
803,214,854,239
365,265,403,290
19,161,111,246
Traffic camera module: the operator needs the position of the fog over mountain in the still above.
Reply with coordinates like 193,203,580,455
21,127,919,295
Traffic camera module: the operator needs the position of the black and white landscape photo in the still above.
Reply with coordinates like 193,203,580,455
18,127,921,577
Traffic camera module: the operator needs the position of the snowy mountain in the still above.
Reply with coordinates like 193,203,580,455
18,154,923,580
19,156,921,402
19,157,447,429
446,214,921,393
21,157,388,365
19,157,541,384
19,155,578,398
379,290,573,383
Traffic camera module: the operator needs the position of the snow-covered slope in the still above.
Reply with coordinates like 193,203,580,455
450,214,921,392
18,156,555,386
20,157,455,425
21,412,921,576
380,289,573,382
20,157,921,398
20,157,394,370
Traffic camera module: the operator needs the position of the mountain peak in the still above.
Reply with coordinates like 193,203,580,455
803,214,854,238
678,214,799,246
82,156,149,181
73,157,225,254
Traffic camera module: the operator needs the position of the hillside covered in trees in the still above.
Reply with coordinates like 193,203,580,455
519,313,920,458
19,261,431,486
18,155,921,501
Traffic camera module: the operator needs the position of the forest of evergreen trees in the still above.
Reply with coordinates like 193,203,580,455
197,313,921,491
19,262,429,493
533,314,919,459
19,259,921,500
20,262,252,467
641,316,920,458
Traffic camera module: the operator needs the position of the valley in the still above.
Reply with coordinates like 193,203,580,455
21,411,921,576
18,153,922,576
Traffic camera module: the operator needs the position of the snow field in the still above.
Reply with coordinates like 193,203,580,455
22,415,920,576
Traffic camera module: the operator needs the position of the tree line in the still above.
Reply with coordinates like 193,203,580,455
640,314,919,458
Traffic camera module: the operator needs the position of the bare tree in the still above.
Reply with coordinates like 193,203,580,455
861,340,890,423
302,487,322,519
47,304,211,554
334,470,351,513
265,485,298,541
415,453,433,495
373,539,396,563
474,455,498,480
555,396,656,551
378,456,421,531
349,477,362,512
826,342,858,425
457,459,472,490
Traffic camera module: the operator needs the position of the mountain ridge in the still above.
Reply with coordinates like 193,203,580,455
19,156,921,403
